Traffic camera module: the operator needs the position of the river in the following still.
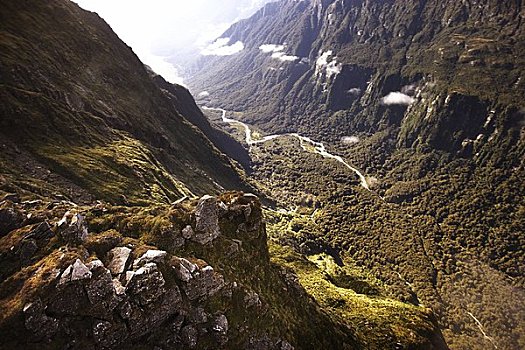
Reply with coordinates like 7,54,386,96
202,106,370,191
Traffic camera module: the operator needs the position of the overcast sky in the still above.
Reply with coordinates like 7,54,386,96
72,0,275,84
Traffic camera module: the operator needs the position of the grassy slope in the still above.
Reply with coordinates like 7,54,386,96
0,0,250,205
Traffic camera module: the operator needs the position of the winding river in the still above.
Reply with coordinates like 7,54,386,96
202,106,370,191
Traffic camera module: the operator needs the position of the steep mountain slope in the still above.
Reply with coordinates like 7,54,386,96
0,0,450,349
188,0,525,349
0,0,251,206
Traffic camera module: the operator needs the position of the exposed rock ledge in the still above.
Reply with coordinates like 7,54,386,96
0,193,293,350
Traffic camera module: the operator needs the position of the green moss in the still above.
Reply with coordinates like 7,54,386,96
270,243,439,350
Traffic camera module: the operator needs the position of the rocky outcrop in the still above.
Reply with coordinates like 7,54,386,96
193,195,221,244
0,193,312,349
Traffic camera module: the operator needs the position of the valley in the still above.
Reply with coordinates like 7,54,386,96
0,0,523,349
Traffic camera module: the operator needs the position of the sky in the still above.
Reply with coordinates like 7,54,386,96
72,0,275,85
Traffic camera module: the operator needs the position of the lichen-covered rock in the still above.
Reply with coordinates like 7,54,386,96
181,325,198,348
193,195,220,244
133,249,167,268
85,260,120,318
126,262,166,306
92,319,127,348
0,202,24,236
59,213,88,244
106,246,131,275
182,225,194,239
178,262,225,301
23,299,59,341
212,314,229,344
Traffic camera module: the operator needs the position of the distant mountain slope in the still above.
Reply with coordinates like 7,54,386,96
0,0,250,205
189,0,524,141
187,1,525,349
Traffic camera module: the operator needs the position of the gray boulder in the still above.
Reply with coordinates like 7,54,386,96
133,249,167,268
127,262,166,306
106,246,131,275
59,213,88,244
193,195,220,244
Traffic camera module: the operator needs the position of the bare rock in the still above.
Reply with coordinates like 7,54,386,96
179,263,225,301
23,299,59,341
59,259,92,285
244,289,262,309
193,195,220,244
112,278,126,295
71,259,92,281
127,262,166,306
188,307,209,324
18,239,38,263
106,246,131,275
182,225,194,239
24,221,54,240
59,213,88,244
181,325,198,348
0,203,24,237
173,257,198,282
133,249,167,268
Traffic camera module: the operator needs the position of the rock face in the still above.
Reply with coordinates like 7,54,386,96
193,195,221,244
0,193,313,349
59,213,89,244
106,246,131,275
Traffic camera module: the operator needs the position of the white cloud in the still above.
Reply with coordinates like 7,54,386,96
348,88,361,95
198,91,210,98
259,44,285,53
342,136,360,144
381,92,415,106
137,49,185,85
326,59,341,78
316,50,333,70
271,51,299,62
316,50,341,78
259,44,299,62
201,37,245,56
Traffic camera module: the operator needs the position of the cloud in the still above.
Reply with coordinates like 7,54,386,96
342,136,360,144
348,88,361,95
201,37,245,56
259,44,299,62
198,91,210,98
316,50,341,78
138,49,185,85
259,44,285,53
326,59,341,77
271,51,299,62
381,92,415,106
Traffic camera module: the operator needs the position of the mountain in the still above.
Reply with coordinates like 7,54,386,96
188,0,525,349
0,0,450,349
0,0,253,206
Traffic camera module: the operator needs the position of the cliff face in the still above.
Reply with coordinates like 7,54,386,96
189,0,524,148
0,0,250,206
